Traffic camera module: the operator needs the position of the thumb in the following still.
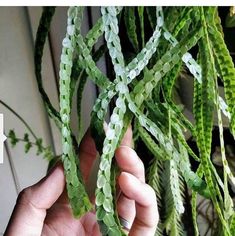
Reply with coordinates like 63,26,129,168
5,164,65,236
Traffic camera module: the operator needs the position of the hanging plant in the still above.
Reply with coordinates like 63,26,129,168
33,6,235,236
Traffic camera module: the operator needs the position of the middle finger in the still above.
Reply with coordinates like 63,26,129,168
115,146,145,230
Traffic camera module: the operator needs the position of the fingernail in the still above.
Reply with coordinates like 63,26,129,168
118,146,139,160
120,172,140,185
103,121,108,132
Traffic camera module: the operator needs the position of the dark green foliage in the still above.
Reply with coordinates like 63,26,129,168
32,6,235,236
8,129,18,147
34,7,61,127
124,7,139,52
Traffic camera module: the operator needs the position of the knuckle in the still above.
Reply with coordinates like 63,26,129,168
147,185,157,200
148,188,159,221
137,159,145,171
136,161,145,176
17,187,32,205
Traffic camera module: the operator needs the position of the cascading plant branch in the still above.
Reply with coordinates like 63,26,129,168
34,6,235,236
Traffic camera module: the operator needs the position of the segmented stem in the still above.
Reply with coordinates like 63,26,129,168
59,7,92,218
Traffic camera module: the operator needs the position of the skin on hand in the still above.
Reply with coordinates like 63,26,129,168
5,127,159,236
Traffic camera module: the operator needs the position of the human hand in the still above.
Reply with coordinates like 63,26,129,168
5,127,159,236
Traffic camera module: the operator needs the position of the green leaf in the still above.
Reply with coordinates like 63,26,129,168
208,7,235,137
23,133,29,142
138,7,145,48
138,125,169,161
25,142,32,153
8,129,18,147
124,7,139,52
177,141,209,198
36,138,43,155
133,23,202,98
43,147,54,161
103,213,115,227
146,7,156,29
96,191,105,206
230,213,235,235
162,160,185,236
59,7,92,219
34,7,61,127
96,206,106,220
195,8,231,234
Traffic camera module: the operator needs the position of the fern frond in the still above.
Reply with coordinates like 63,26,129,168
177,141,209,198
76,45,106,143
162,62,182,99
96,6,128,235
208,7,235,137
138,7,145,48
34,7,61,127
147,159,164,235
230,214,235,235
84,7,122,51
146,7,156,29
195,7,231,234
76,34,111,89
138,124,169,161
162,27,202,83
91,7,164,153
215,77,234,220
40,6,235,235
124,7,139,52
146,101,199,161
133,24,202,98
170,159,185,214
171,7,192,38
59,6,92,218
162,160,185,236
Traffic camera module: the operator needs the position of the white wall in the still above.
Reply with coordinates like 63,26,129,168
0,7,51,233
0,6,99,233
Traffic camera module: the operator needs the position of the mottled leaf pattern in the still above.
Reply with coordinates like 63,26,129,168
59,7,92,218
33,6,235,236
34,7,61,127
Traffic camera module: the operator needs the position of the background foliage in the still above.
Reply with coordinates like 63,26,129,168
5,6,235,236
